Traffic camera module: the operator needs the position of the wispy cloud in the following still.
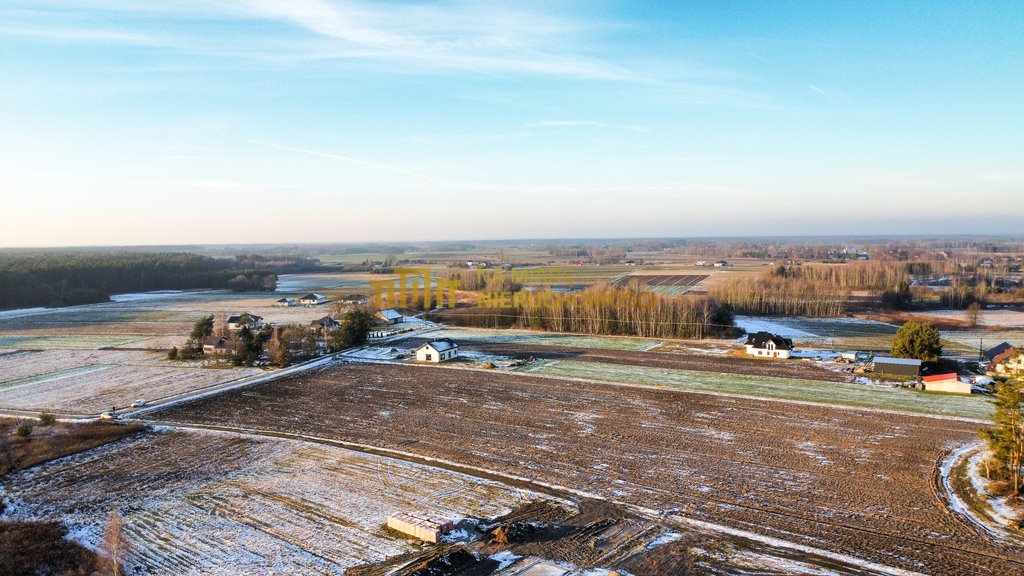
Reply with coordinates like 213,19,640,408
979,171,1024,184
1,0,636,80
529,120,650,133
248,139,430,179
808,83,827,95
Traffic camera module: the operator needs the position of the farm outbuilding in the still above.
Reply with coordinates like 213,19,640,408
872,356,921,377
922,373,971,395
415,339,459,363
386,512,453,543
375,308,403,325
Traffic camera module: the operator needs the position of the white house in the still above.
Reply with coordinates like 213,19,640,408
298,293,328,306
226,313,264,332
415,339,459,363
274,297,294,307
375,308,403,325
744,331,794,359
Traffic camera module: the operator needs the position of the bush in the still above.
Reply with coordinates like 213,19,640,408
0,520,97,576
167,346,178,360
38,412,55,426
14,424,32,438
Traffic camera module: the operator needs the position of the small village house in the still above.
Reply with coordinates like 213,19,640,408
341,294,369,306
415,339,459,363
713,260,729,267
202,335,235,356
227,314,264,332
922,373,971,395
298,293,328,306
309,316,340,336
744,332,794,359
984,342,1017,366
872,356,922,377
375,308,403,325
274,297,294,307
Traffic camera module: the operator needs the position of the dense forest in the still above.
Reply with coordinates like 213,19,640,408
0,252,326,310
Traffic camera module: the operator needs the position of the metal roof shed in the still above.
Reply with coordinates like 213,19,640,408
873,356,922,377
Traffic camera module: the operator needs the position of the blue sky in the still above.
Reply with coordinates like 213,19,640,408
1,1,1022,246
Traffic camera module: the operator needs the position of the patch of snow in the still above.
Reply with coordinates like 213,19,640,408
646,531,683,550
490,550,521,569
109,290,190,302
0,307,53,320
733,316,817,338
967,450,1022,529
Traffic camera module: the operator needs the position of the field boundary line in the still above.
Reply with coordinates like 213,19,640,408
338,357,991,425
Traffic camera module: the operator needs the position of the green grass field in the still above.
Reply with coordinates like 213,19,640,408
517,359,994,420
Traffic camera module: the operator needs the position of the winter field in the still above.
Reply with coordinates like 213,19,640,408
422,327,665,352
0,427,543,575
149,363,1024,575
516,359,994,420
733,314,1024,354
0,349,261,414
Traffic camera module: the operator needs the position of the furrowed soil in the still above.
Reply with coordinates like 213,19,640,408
150,363,1024,575
457,341,854,382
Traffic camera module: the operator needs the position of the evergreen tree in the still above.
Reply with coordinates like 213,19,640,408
980,377,1024,494
891,320,942,362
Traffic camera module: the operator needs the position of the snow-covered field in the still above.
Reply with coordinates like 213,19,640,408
0,350,261,413
917,309,1024,328
0,428,542,575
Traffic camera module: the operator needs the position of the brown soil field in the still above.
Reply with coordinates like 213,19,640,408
149,363,1024,575
456,340,854,382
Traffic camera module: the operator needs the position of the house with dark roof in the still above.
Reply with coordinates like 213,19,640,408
309,316,341,336
415,339,459,363
744,332,794,359
341,294,369,306
202,335,235,356
227,313,264,332
274,297,294,307
984,342,1017,365
298,293,328,306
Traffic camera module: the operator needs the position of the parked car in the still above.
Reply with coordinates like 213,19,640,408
131,399,147,407
99,412,118,420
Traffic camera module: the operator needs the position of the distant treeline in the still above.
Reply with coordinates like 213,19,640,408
0,252,326,310
709,259,1022,315
429,285,738,339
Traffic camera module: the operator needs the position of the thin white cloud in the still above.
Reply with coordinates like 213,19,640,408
979,171,1024,184
248,139,430,179
529,120,650,133
808,83,827,95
